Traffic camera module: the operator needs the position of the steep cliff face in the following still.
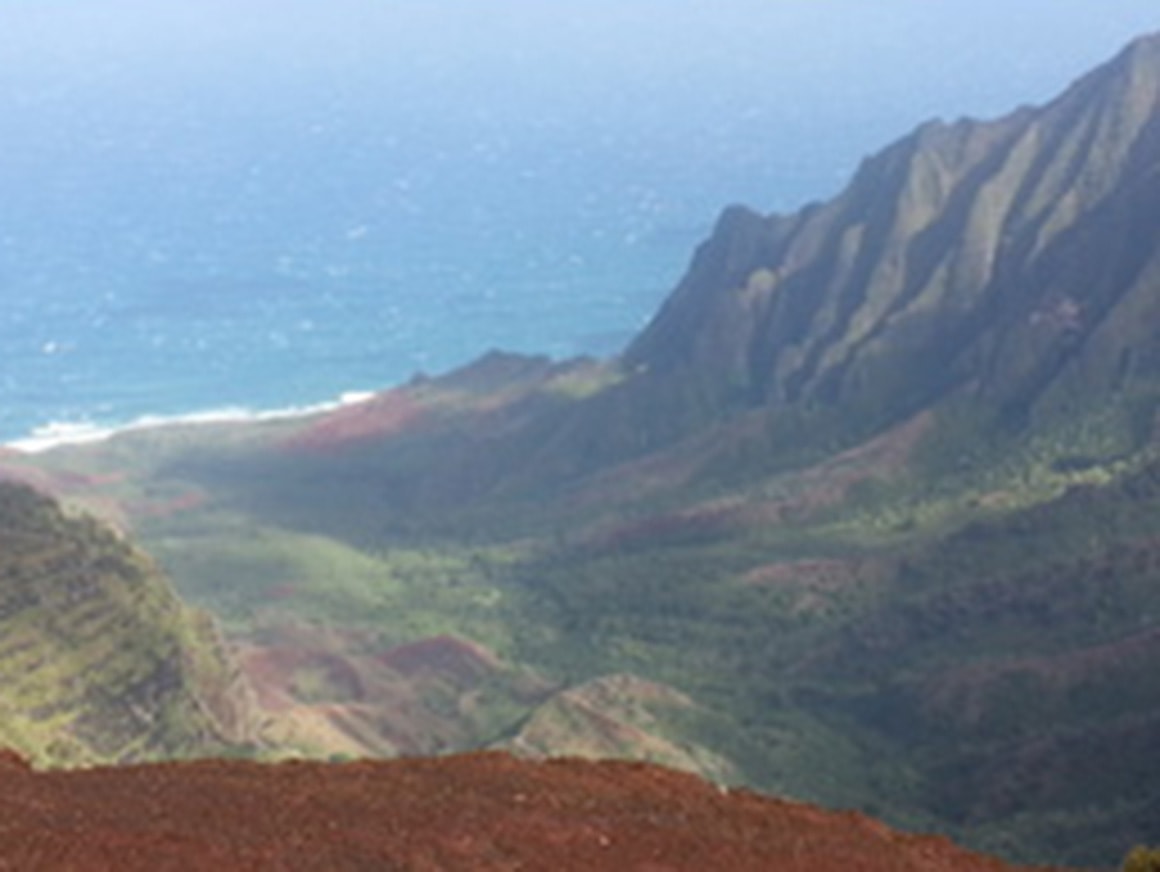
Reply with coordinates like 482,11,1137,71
627,33,1160,438
0,482,261,765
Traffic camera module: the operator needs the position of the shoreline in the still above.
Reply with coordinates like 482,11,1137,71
5,390,378,455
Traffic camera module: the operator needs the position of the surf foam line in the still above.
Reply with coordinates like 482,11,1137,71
6,391,378,455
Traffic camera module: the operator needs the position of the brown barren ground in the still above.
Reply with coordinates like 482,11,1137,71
0,751,1062,872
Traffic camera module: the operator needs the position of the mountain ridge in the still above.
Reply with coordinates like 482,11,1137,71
625,34,1159,440
0,482,262,765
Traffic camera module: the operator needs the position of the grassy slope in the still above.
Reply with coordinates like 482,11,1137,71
0,482,259,765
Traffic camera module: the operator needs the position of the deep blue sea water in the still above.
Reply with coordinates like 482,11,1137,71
2,1,1156,448
0,62,856,447
0,123,811,447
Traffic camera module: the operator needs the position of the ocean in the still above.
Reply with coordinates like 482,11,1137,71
0,134,816,448
3,2,1156,449
0,80,854,448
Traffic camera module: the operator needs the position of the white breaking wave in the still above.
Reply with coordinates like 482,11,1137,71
6,391,378,455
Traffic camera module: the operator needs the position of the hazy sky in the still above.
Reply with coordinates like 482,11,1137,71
1,2,1157,186
2,2,1157,127
1,1,1157,211
0,0,1155,237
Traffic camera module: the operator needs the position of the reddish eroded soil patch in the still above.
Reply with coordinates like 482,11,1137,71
123,488,209,520
578,411,933,547
0,462,129,508
238,631,504,714
923,625,1160,726
741,410,935,525
743,558,865,588
376,634,501,681
236,631,553,757
586,503,739,551
741,558,888,615
0,752,1061,872
281,389,425,453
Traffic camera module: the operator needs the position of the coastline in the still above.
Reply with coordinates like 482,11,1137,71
5,390,378,455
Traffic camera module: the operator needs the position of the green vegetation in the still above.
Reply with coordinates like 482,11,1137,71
143,509,531,657
1125,846,1160,872
0,483,257,766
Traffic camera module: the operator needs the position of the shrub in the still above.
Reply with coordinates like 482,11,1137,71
1124,845,1160,872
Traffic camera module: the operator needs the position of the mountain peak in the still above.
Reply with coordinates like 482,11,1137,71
1055,30,1160,139
1114,30,1160,75
624,30,1160,452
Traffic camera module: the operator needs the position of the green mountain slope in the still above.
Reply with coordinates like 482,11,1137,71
0,482,260,765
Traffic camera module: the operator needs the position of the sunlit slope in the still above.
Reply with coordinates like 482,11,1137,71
0,482,259,765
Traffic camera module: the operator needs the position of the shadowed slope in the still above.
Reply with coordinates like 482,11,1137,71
627,32,1160,446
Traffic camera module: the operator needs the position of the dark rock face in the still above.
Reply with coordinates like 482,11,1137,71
627,33,1160,437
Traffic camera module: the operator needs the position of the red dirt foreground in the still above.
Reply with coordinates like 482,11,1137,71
0,750,1062,872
